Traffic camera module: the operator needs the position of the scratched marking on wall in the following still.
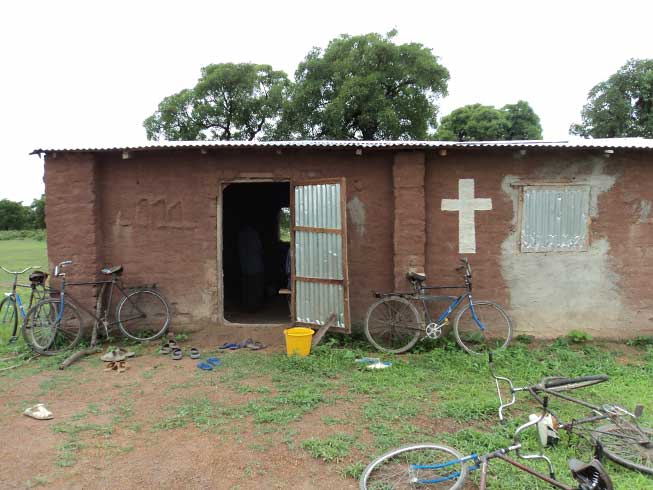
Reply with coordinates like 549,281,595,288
115,198,196,229
441,179,492,253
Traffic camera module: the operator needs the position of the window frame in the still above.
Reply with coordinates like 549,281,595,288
515,182,592,253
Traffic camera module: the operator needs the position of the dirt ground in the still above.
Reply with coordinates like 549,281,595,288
0,326,362,490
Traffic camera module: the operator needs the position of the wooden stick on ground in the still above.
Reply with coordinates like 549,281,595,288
312,313,337,347
59,348,101,370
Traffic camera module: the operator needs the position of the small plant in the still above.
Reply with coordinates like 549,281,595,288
627,336,653,347
301,433,354,462
515,334,535,344
566,330,593,344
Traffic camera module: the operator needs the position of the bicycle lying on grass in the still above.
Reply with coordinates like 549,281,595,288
489,353,653,475
365,258,512,354
360,397,614,489
22,260,171,355
0,266,48,343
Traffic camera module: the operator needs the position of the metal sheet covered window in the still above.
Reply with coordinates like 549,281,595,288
521,186,590,252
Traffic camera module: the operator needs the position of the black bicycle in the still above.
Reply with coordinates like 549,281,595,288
0,266,49,343
22,260,171,355
490,353,653,475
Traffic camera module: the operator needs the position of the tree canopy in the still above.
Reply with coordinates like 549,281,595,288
435,101,542,141
144,63,290,141
276,30,449,140
0,196,45,230
570,59,653,138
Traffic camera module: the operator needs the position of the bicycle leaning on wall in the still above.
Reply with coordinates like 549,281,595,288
0,266,49,343
364,258,512,354
22,260,171,355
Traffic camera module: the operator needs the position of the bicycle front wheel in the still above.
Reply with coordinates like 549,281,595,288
22,299,84,355
360,443,468,490
0,295,18,341
364,296,422,353
116,288,170,341
453,300,512,354
594,423,653,475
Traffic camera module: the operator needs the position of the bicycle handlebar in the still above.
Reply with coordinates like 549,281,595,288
0,265,42,275
54,260,73,277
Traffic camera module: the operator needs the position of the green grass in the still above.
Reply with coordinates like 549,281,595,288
0,238,48,344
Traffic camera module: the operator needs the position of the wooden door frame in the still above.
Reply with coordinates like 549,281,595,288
217,178,291,327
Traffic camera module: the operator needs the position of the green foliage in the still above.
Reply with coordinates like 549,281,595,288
566,330,593,344
277,30,449,140
436,100,542,141
627,336,653,347
0,196,45,231
0,229,46,241
301,433,354,462
570,58,653,138
144,63,291,141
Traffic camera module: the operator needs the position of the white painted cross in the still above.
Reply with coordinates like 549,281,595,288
441,179,492,253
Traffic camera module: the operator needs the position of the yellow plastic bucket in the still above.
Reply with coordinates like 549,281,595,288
283,327,314,357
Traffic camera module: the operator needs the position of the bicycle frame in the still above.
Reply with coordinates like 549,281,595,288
412,403,575,489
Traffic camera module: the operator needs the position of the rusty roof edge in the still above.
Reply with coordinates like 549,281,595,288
30,138,653,154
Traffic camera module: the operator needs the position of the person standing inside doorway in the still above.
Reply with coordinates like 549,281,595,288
238,222,265,311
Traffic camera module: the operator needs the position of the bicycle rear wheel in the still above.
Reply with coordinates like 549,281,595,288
593,423,653,475
0,295,18,341
360,443,468,490
454,300,512,355
116,288,170,341
364,296,422,353
22,299,84,355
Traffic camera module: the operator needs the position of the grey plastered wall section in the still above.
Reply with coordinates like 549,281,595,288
499,157,630,338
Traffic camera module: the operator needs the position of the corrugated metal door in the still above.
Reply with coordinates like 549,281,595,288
291,179,350,330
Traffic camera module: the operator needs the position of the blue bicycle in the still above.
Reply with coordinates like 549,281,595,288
359,398,614,489
364,258,512,354
0,266,49,343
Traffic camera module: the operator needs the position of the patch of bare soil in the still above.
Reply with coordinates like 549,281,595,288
0,333,361,490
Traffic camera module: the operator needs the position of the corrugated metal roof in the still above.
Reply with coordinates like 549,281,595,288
31,137,653,154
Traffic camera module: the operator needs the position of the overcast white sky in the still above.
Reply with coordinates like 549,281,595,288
1,0,651,203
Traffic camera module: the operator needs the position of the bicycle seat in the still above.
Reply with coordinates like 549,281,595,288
568,459,613,490
406,271,426,282
101,265,123,276
29,271,48,284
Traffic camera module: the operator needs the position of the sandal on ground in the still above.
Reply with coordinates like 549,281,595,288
197,361,213,371
160,346,172,355
171,347,183,360
115,347,135,358
189,347,201,359
218,342,241,350
23,403,53,420
206,357,221,367
244,341,266,350
101,349,127,362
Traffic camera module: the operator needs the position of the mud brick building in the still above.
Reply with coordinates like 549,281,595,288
34,139,653,338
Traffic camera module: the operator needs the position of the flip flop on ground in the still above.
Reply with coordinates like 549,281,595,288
23,403,53,420
101,349,127,362
189,347,201,359
206,357,221,367
218,342,241,350
197,361,213,371
171,347,183,360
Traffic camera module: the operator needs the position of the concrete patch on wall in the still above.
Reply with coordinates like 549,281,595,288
500,163,629,338
347,196,366,237
637,200,652,224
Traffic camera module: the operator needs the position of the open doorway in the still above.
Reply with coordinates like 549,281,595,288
222,182,291,324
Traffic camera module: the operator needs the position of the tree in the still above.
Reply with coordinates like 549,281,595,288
435,101,542,141
277,30,450,140
30,194,46,229
570,59,653,138
144,63,291,141
0,200,30,230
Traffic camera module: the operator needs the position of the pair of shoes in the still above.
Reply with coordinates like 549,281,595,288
160,339,178,355
197,357,221,371
241,338,267,350
101,347,135,362
218,342,241,350
23,403,53,420
104,360,128,373
171,347,201,360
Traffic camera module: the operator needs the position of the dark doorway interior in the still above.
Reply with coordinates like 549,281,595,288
223,182,291,324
